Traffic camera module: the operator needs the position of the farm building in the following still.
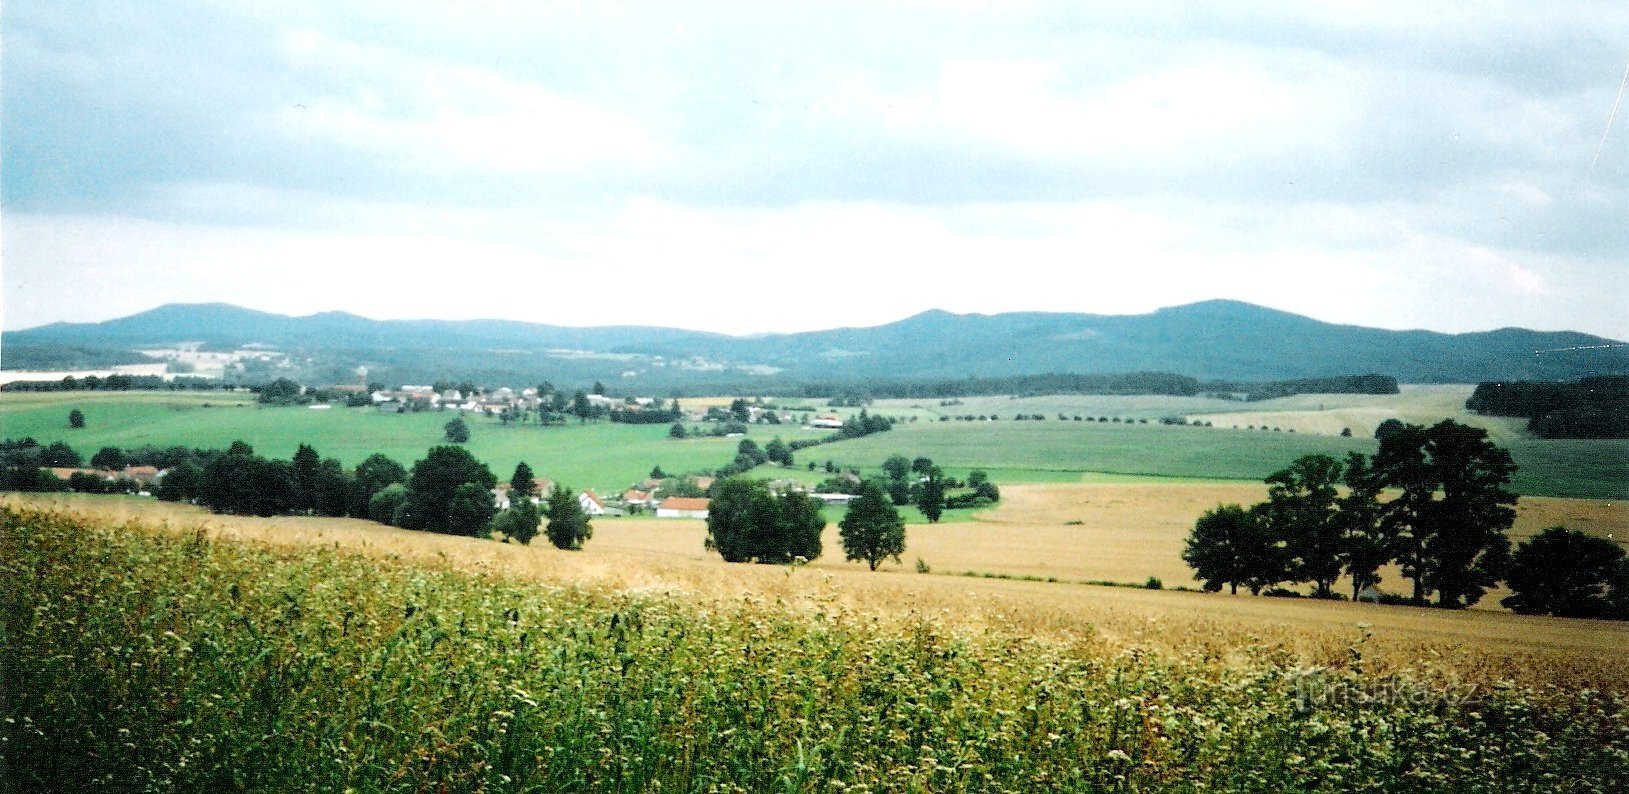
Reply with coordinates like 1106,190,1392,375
656,497,711,519
809,415,844,429
579,490,607,516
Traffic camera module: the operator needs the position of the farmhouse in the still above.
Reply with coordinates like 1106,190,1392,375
579,490,607,516
810,415,844,429
623,489,653,508
656,497,711,519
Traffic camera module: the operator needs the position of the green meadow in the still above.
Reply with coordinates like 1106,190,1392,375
0,392,821,494
4,391,1624,499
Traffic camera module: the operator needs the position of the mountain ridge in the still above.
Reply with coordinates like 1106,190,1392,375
5,301,1626,386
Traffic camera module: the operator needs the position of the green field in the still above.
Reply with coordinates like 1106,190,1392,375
6,391,1624,499
816,420,1629,499
0,392,826,494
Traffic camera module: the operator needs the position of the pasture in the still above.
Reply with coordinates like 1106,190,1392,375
0,392,824,494
5,387,1626,499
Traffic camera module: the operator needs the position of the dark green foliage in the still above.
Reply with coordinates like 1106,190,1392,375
256,377,305,405
918,467,946,523
882,455,911,482
290,443,321,513
156,461,203,503
1502,527,1628,619
347,454,407,518
39,441,81,467
443,417,471,443
402,446,497,534
1260,455,1345,597
199,447,295,517
310,459,351,517
736,439,767,467
492,499,542,545
1337,452,1391,600
544,485,593,550
668,422,687,439
68,408,85,428
1374,418,1405,441
509,462,538,498
1373,420,1517,607
839,482,905,571
445,482,497,537
367,483,409,525
1183,504,1283,595
1467,377,1629,438
90,446,127,471
705,478,823,564
764,437,793,466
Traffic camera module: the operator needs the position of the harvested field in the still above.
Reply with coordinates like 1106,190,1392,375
9,489,1627,693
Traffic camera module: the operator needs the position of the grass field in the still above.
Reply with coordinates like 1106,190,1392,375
6,389,1625,499
0,392,826,494
10,503,1627,790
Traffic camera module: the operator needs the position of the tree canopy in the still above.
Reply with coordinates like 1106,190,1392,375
401,446,497,534
705,478,824,564
839,481,906,571
1182,504,1282,595
544,484,593,550
1502,527,1627,619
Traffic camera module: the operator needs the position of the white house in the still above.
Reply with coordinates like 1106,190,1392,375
809,415,844,429
655,497,711,519
579,490,607,516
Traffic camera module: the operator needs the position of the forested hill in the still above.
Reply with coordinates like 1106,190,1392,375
6,300,1626,387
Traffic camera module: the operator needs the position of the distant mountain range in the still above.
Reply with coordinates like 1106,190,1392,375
5,300,1627,387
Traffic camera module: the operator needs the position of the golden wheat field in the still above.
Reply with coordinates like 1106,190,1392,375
9,485,1628,693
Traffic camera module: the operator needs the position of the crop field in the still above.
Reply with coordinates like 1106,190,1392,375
6,498,1628,790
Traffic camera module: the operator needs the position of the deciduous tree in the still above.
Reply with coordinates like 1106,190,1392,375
1372,420,1517,607
1502,527,1626,619
705,478,823,564
839,482,906,571
443,417,471,443
545,484,593,550
401,446,497,534
1183,504,1283,595
1260,454,1345,597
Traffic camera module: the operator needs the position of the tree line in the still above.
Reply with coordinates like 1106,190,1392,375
1182,418,1629,618
1,374,229,392
1465,376,1629,439
783,373,1398,401
0,435,594,552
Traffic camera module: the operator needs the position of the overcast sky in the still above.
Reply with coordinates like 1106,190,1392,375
3,1,1627,339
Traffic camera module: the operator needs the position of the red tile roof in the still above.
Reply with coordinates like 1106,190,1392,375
659,497,710,512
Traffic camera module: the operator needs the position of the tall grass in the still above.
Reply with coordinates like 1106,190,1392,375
4,505,1625,791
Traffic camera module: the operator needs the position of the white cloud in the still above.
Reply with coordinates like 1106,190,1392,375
276,28,661,175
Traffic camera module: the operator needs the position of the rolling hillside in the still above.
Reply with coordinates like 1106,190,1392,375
6,300,1626,386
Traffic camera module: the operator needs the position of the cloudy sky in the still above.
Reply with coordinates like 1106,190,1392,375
3,1,1627,339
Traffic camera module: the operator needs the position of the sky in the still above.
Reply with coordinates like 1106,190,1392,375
3,1,1627,339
